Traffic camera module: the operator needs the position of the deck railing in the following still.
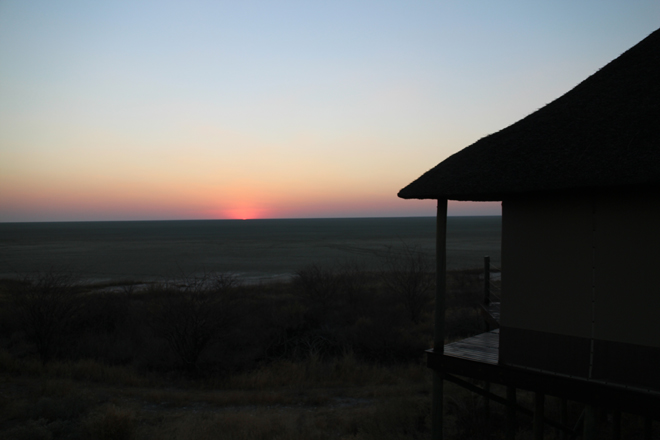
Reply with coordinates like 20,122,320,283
483,255,502,304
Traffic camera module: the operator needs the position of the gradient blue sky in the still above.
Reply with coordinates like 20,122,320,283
1,1,658,221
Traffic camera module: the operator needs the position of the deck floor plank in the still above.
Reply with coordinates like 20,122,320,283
444,329,500,365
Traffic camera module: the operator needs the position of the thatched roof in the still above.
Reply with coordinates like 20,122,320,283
399,28,660,201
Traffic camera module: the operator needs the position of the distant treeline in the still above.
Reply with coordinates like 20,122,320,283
0,247,486,376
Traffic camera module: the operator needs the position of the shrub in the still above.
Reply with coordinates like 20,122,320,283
148,273,242,374
382,245,434,324
82,405,135,440
10,269,84,364
359,396,430,440
3,419,53,440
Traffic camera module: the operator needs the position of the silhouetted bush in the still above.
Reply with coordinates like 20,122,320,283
382,244,434,324
147,273,243,374
10,269,84,364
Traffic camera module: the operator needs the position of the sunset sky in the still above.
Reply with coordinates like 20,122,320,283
1,1,658,222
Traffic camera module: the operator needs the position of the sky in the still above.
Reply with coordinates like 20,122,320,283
1,1,658,222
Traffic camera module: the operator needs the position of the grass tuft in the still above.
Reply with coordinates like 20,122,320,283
82,405,136,440
48,359,145,387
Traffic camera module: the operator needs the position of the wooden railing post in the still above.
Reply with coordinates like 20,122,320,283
484,255,491,306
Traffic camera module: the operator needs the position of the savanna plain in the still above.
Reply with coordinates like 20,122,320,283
0,216,608,439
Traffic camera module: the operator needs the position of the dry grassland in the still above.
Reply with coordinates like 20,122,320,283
1,351,437,440
0,261,484,440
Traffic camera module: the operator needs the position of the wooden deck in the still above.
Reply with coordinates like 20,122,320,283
444,329,499,365
429,328,660,416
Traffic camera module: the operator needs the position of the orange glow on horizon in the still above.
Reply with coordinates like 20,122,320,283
1,173,498,222
222,207,269,220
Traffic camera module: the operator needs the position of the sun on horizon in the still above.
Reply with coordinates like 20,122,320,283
222,207,269,221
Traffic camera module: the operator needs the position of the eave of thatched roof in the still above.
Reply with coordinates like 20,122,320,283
399,28,660,201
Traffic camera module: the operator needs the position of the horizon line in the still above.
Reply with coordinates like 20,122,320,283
0,213,503,225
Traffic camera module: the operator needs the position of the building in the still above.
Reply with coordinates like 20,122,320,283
399,28,660,439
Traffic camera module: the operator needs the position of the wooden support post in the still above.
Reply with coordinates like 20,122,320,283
644,416,653,440
506,386,517,440
432,199,448,440
444,373,574,436
482,256,491,414
432,371,443,440
533,392,545,440
612,411,621,440
484,381,491,420
434,199,447,353
584,404,597,440
560,398,568,440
